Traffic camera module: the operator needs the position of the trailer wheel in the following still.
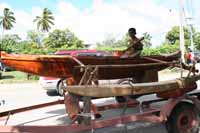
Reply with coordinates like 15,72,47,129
166,102,199,133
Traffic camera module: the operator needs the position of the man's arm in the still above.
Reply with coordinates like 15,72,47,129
125,37,144,52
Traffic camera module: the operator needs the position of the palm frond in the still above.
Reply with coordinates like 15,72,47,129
33,16,41,22
34,8,54,32
0,8,16,30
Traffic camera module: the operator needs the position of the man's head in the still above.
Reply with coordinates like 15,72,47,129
128,28,136,37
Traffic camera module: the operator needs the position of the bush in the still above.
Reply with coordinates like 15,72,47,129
96,46,126,51
142,44,179,56
97,44,179,56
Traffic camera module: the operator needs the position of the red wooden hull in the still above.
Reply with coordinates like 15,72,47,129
0,51,180,79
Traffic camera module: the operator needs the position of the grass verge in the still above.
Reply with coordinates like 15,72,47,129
0,71,38,84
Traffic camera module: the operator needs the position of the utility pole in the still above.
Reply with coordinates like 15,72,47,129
188,21,194,59
179,0,185,63
185,0,194,59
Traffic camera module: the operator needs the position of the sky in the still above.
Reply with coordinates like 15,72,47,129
0,0,200,46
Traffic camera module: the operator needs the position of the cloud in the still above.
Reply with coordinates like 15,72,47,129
54,1,81,30
192,0,200,30
53,0,180,45
0,0,194,46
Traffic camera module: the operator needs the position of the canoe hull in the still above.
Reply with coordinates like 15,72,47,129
67,75,199,98
1,53,77,78
1,51,181,79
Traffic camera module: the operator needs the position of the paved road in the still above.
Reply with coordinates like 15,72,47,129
0,82,168,133
0,70,200,133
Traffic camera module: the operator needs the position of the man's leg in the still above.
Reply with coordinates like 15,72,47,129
129,50,141,57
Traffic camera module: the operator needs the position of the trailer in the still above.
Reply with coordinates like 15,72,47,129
0,88,200,133
0,51,200,133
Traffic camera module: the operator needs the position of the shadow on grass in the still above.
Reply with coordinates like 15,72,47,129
1,75,15,79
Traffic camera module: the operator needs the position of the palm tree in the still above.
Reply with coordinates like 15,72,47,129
0,8,15,79
0,8,16,36
142,32,152,48
33,8,54,32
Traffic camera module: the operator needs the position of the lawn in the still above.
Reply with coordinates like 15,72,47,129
0,71,39,84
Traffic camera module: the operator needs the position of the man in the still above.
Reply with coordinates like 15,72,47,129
122,28,144,57
186,49,192,64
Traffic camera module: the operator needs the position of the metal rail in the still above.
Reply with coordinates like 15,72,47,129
0,99,64,117
1,92,200,132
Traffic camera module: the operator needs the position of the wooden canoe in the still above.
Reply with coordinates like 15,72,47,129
66,74,199,98
0,51,180,79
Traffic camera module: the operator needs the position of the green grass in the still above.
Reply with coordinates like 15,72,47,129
0,71,39,84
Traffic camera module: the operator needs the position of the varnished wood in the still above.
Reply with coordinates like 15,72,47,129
0,51,181,80
66,75,200,98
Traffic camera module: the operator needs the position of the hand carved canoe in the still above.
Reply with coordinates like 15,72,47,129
67,74,200,98
0,51,181,80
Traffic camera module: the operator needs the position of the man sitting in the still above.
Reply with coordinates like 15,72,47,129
122,28,144,58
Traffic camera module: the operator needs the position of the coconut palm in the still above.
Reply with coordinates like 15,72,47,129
142,32,152,48
33,8,54,32
0,8,16,36
0,8,15,78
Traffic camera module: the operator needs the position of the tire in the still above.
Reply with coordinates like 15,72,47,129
56,79,67,96
166,102,200,133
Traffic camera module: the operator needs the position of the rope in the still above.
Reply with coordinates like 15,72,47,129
86,66,98,85
79,67,90,85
